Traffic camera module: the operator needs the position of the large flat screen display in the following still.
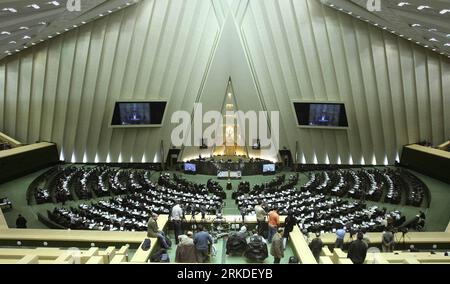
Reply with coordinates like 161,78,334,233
111,101,167,127
184,163,197,172
293,102,348,128
263,164,275,173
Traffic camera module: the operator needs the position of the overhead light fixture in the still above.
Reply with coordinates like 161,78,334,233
410,23,421,27
38,21,48,25
439,9,450,15
417,5,431,10
9,40,16,44
26,4,40,9
444,43,450,47
397,2,410,7
1,31,11,35
2,8,18,13
429,38,438,42
19,26,29,30
23,35,31,39
47,1,60,6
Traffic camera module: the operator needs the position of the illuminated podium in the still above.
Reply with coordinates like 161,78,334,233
217,170,242,179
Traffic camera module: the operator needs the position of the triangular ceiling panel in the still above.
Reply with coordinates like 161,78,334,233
181,7,280,161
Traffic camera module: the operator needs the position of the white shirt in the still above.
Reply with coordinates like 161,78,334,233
171,204,183,221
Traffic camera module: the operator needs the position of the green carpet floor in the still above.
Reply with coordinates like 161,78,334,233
1,167,449,232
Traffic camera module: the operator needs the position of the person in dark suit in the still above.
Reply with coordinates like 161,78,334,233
226,181,232,191
309,232,324,263
16,214,27,228
347,232,368,264
282,211,296,249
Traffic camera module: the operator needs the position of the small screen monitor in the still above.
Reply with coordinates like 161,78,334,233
293,102,348,128
111,101,167,127
263,164,275,173
184,163,196,172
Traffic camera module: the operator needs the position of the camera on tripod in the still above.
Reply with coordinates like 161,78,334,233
398,227,408,236
349,228,358,239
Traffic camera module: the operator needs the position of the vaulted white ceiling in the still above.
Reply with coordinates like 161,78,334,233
0,0,449,164
323,0,450,57
0,0,139,60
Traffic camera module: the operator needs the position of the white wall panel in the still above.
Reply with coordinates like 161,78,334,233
28,47,47,144
0,0,448,164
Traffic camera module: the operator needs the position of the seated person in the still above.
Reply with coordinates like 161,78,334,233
226,226,248,255
147,213,170,249
244,231,268,262
16,214,27,228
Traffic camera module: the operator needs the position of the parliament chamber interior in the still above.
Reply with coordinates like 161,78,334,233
0,0,449,267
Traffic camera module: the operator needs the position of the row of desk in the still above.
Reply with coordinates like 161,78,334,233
401,144,450,183
0,215,168,264
0,209,7,229
0,246,130,264
316,231,450,245
0,132,21,147
0,142,60,183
